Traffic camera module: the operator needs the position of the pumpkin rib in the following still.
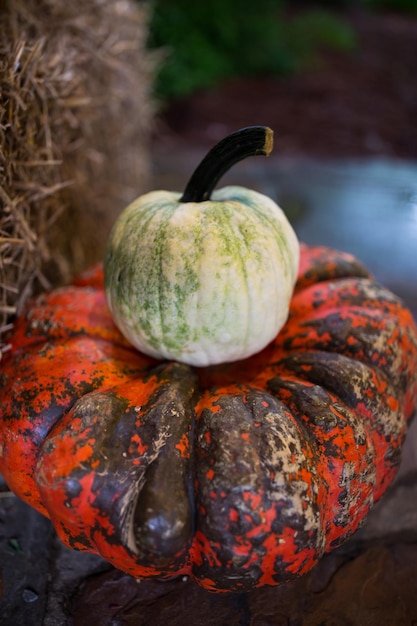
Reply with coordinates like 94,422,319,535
35,362,199,577
278,277,417,397
295,244,371,291
0,335,151,513
270,341,410,413
263,372,377,548
8,285,138,355
288,279,406,323
271,351,407,480
219,204,252,353
192,385,327,591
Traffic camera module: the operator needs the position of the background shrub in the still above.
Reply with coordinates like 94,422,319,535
147,0,357,101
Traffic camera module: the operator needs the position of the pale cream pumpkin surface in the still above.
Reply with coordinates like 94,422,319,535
104,185,299,366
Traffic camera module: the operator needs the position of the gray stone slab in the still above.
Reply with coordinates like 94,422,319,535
42,539,108,626
0,493,51,626
0,488,109,626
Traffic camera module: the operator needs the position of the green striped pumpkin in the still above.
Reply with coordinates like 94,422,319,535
104,128,299,366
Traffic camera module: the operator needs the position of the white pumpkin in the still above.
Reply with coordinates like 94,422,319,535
104,127,300,366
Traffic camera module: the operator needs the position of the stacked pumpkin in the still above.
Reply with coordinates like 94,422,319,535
1,128,416,592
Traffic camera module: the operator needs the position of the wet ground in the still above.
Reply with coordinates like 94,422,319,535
1,147,417,624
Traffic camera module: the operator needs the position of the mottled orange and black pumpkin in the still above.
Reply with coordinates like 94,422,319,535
1,244,417,592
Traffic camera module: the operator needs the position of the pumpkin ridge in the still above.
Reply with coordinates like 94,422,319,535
274,343,409,407
192,385,326,590
219,202,251,353
279,276,417,391
295,244,371,291
35,362,199,576
273,351,407,500
263,372,377,545
0,334,154,512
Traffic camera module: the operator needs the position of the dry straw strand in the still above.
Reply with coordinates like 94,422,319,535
0,0,155,355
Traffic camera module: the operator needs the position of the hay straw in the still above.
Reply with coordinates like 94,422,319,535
0,0,155,355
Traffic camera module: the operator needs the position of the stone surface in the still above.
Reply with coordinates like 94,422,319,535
70,543,417,626
248,543,417,626
0,491,51,625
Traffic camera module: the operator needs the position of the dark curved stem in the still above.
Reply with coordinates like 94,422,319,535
179,126,273,203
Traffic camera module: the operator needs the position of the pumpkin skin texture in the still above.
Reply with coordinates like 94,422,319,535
104,126,299,368
104,185,299,367
1,244,417,592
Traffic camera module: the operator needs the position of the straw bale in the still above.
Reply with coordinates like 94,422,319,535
0,0,155,355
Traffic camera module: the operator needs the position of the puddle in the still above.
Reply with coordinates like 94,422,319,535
270,158,417,287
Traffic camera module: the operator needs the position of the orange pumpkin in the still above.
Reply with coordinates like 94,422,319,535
1,244,416,592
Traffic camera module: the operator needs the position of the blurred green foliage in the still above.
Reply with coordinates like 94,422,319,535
147,0,356,101
146,0,417,102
